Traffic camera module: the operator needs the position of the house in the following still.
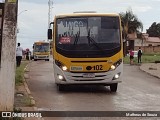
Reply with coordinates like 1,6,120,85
134,33,160,53
123,32,137,55
127,32,137,50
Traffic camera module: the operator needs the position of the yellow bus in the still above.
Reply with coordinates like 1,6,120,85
33,41,50,61
48,13,123,92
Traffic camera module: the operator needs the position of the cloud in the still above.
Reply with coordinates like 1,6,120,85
152,0,160,1
17,1,49,49
132,6,152,12
18,0,81,5
19,0,47,4
17,0,160,49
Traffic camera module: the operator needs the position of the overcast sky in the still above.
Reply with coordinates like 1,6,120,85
3,0,160,49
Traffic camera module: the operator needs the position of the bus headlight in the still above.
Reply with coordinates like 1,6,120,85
114,74,119,79
58,74,64,80
62,66,67,71
110,59,122,71
55,60,68,71
112,73,121,80
110,65,116,70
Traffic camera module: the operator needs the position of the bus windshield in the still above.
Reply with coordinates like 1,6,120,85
34,43,49,52
56,16,121,58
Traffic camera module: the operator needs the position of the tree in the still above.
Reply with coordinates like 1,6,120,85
0,0,18,111
119,9,143,55
147,22,160,37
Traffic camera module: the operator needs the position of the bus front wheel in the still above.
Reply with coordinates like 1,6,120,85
110,83,118,92
57,84,65,91
45,59,49,61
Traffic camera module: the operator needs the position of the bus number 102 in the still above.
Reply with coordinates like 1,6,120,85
93,65,103,70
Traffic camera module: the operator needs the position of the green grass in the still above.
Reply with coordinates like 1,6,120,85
142,53,160,56
24,97,34,107
15,61,29,86
123,54,160,64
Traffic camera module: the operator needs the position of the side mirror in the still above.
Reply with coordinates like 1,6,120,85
48,29,52,39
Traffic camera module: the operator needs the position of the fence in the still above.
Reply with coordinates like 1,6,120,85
134,46,160,53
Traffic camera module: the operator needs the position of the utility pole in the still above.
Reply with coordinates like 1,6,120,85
48,0,53,55
0,0,18,111
48,0,53,29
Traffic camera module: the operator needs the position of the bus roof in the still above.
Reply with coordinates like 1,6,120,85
55,13,120,19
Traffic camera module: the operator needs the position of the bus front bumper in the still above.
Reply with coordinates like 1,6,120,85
53,64,123,85
34,55,49,60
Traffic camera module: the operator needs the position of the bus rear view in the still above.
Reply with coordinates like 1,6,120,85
49,13,123,92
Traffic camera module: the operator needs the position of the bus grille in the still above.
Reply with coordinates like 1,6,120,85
66,72,111,81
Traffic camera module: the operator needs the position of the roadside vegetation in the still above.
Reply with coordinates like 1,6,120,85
15,60,34,111
123,53,160,64
15,60,29,86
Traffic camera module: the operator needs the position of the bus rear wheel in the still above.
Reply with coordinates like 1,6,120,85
110,83,118,92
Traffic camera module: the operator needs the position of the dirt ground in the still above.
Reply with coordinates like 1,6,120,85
14,84,30,107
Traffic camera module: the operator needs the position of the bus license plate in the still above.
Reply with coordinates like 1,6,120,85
83,73,95,78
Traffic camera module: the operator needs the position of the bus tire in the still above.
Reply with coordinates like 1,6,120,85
110,83,118,92
45,59,49,61
57,84,65,91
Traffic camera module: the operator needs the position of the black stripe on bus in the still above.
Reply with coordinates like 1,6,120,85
71,60,107,63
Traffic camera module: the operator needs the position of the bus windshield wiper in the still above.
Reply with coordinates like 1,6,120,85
73,31,80,45
87,29,104,51
74,27,81,45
